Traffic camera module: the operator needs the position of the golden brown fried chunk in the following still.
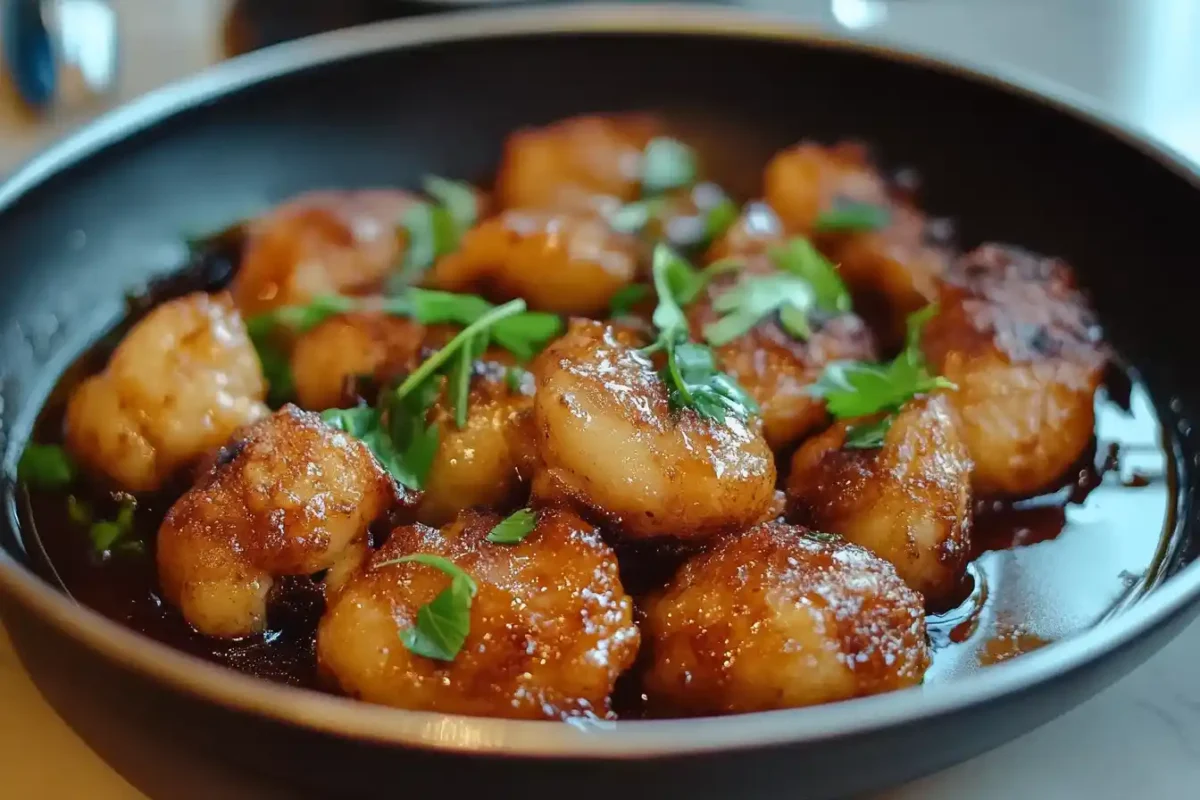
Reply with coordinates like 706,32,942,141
431,209,639,316
688,269,878,451
531,320,775,541
290,312,426,411
157,406,396,638
65,292,267,492
786,395,973,608
418,358,537,527
764,142,949,347
642,521,929,715
231,190,416,316
923,244,1106,498
317,508,639,719
495,113,660,212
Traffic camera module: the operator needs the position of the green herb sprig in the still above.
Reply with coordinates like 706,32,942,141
769,237,852,313
395,175,480,285
66,495,141,555
644,245,758,425
486,508,537,544
808,304,955,447
814,201,891,233
375,553,478,662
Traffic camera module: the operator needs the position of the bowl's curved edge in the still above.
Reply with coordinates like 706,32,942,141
0,2,1198,759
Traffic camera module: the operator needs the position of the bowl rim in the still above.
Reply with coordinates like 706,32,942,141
2,2,1199,759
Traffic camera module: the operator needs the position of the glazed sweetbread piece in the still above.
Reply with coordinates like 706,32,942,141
643,521,930,715
231,189,417,316
317,508,639,719
786,394,973,608
530,320,776,541
922,243,1106,498
157,405,396,638
65,291,268,492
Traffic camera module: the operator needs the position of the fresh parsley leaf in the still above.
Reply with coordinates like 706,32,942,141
486,508,537,544
90,500,136,554
322,395,439,491
406,289,561,362
770,237,852,313
808,304,955,425
703,273,816,347
398,202,457,283
422,175,478,233
704,196,739,242
778,303,813,340
246,294,356,407
814,202,891,233
18,444,77,489
609,284,651,317
608,198,663,234
844,417,893,449
376,553,478,661
641,137,697,194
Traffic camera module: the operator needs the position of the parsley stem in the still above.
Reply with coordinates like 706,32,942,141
394,299,527,401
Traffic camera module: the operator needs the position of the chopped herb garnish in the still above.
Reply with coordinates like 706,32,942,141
704,196,739,242
844,417,893,449
609,284,651,317
486,508,537,544
504,365,529,394
805,530,842,544
422,175,478,233
814,202,891,233
67,495,92,526
703,273,817,347
18,444,77,489
246,294,360,406
375,553,478,661
406,289,562,362
608,198,663,234
641,137,697,194
769,237,852,313
445,334,487,429
645,245,758,424
808,305,955,444
89,500,136,554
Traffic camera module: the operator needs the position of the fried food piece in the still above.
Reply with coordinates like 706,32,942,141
495,113,660,212
642,521,929,715
64,292,267,492
317,508,639,719
418,359,538,527
231,189,416,315
922,244,1106,498
290,313,426,411
785,395,973,607
431,210,640,316
157,406,395,638
530,320,775,541
764,142,949,346
688,269,878,451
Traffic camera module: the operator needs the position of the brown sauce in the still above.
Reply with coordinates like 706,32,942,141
13,240,1179,706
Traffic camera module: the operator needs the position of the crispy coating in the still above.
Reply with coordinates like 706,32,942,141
688,269,878,451
705,200,785,263
923,244,1106,498
290,313,426,411
431,209,640,316
642,521,929,715
418,359,538,527
231,190,416,316
785,395,973,608
764,142,890,233
495,113,661,212
764,142,949,346
157,406,396,638
317,508,639,719
530,320,775,540
64,292,268,492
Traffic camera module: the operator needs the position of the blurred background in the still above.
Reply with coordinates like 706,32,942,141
2,0,1200,175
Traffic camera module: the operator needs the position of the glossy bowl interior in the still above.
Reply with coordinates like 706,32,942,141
1,7,1200,798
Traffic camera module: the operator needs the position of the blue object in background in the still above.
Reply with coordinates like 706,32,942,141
2,0,56,108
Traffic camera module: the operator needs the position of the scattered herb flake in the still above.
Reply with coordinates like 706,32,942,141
18,444,77,489
89,500,136,554
844,416,893,449
375,553,478,662
486,508,537,544
609,284,651,317
769,237,852,313
703,273,816,347
814,202,891,233
422,175,479,233
641,137,697,194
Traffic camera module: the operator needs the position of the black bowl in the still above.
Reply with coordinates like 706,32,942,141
2,6,1199,799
